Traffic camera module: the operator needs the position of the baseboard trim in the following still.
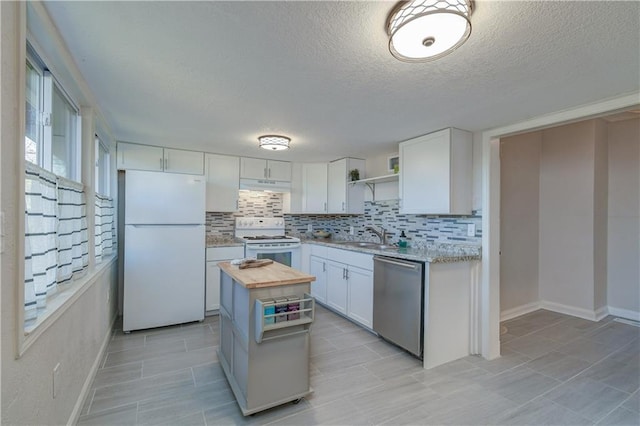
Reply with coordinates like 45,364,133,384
501,301,622,322
539,300,603,321
500,302,540,322
608,306,640,322
67,314,117,426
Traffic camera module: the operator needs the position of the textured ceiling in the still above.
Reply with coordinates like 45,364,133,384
42,1,640,161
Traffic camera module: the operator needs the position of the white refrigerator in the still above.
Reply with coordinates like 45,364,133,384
123,170,206,332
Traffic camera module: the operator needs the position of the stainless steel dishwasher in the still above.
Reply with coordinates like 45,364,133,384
373,256,424,358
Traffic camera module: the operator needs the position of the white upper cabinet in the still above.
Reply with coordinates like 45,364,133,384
327,158,365,214
204,153,239,212
163,148,204,175
117,142,204,175
116,142,164,171
399,128,472,215
302,163,328,213
240,157,291,181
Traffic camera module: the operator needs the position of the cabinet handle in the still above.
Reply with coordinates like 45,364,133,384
342,201,345,211
322,262,326,272
160,158,163,169
345,269,349,280
264,167,268,178
323,202,327,212
268,168,271,178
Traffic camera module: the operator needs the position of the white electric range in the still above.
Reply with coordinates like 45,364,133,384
235,217,301,269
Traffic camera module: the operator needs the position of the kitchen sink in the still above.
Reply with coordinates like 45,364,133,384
332,241,397,251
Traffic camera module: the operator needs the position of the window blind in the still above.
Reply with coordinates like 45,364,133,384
24,162,89,323
24,162,58,321
95,193,114,262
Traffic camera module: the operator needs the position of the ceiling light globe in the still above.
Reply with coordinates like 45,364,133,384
258,135,291,151
388,0,473,62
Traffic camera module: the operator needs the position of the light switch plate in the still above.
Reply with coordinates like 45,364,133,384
467,223,476,237
349,226,354,235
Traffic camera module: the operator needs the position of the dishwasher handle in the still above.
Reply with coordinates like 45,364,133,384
374,256,420,270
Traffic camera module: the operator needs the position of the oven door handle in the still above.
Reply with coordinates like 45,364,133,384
245,243,301,252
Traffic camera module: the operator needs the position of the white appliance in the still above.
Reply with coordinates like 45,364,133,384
123,170,206,332
235,217,301,270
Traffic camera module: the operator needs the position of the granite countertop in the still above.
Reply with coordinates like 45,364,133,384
300,237,481,264
206,236,244,248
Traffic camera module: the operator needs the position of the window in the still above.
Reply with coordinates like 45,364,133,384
50,83,79,179
95,135,114,263
95,136,110,195
25,57,42,164
23,44,86,330
25,44,81,182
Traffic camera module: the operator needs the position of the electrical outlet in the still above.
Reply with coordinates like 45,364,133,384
467,223,476,237
307,224,313,232
53,363,61,398
349,226,354,235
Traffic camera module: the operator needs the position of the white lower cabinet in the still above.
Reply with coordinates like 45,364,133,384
206,246,245,312
326,261,349,315
309,255,327,304
346,265,373,328
308,245,373,329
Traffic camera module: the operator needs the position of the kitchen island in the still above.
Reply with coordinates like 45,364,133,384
217,261,315,416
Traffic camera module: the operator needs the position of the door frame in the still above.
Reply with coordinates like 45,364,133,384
480,92,640,360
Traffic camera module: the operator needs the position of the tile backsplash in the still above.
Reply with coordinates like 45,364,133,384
285,200,482,246
206,191,283,237
207,192,481,246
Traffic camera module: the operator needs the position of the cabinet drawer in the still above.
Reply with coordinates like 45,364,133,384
326,247,373,270
206,246,245,261
309,244,328,258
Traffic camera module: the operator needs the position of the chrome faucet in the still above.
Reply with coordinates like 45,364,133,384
366,225,387,245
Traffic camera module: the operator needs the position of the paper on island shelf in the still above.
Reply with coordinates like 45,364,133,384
230,257,256,265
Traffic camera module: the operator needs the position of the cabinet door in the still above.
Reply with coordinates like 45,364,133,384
326,261,347,314
116,142,163,171
347,266,373,328
164,148,204,175
327,158,365,214
327,159,347,213
205,261,222,311
399,128,472,214
205,153,239,212
302,163,328,213
309,256,327,304
240,157,267,179
267,160,291,181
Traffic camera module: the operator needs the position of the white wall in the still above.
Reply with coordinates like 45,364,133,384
593,120,609,311
500,131,542,314
500,117,639,321
1,3,119,424
607,118,640,318
538,121,599,312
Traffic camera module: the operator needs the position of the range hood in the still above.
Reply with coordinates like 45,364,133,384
239,178,291,193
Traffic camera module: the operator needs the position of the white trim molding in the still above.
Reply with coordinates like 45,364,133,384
539,301,608,322
609,307,640,322
500,302,540,322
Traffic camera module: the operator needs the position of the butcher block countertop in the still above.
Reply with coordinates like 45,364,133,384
218,261,316,289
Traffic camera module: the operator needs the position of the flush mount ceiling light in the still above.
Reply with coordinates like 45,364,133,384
387,0,474,62
258,135,291,151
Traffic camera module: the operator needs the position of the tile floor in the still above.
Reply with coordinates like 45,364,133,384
77,306,640,425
